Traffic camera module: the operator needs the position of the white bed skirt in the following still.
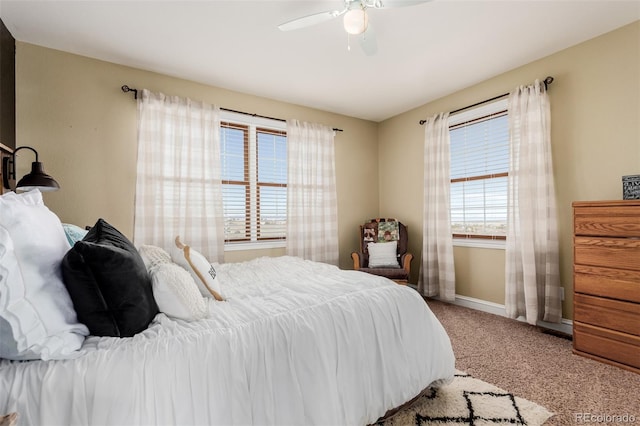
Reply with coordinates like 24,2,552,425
0,256,455,425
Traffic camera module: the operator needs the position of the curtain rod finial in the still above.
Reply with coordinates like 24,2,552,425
121,85,138,99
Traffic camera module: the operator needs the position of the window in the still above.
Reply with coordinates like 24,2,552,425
220,113,287,246
449,99,509,241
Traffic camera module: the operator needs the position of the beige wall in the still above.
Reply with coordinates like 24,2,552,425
15,42,379,269
15,21,640,320
378,21,640,319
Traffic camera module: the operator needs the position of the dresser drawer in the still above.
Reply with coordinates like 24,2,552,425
574,322,640,370
574,237,640,272
574,265,640,303
574,293,640,336
574,204,640,237
573,201,640,373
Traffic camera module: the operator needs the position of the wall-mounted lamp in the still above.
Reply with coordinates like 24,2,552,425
2,146,60,192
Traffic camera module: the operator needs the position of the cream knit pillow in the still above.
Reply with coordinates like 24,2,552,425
138,245,208,321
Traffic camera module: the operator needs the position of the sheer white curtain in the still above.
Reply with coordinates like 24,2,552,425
505,80,561,324
134,89,225,262
286,120,339,265
419,112,455,301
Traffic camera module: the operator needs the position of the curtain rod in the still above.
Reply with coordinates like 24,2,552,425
418,76,554,126
121,85,344,133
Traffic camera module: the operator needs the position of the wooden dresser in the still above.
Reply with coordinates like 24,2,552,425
573,200,640,373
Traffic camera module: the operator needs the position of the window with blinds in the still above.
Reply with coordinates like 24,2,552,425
220,119,287,244
449,99,509,239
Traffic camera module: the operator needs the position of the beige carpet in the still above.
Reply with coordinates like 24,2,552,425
380,371,553,425
425,299,640,425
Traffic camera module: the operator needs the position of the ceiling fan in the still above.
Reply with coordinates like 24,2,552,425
277,0,431,55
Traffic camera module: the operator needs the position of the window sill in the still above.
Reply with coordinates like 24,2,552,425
224,240,286,251
453,238,505,250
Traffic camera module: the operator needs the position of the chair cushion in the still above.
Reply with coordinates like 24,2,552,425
358,267,409,281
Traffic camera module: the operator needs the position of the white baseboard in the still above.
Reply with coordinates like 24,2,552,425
452,294,573,336
408,285,573,336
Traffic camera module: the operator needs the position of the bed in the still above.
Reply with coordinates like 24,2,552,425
0,191,455,426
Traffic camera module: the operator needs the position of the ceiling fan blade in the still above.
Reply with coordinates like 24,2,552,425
359,24,377,56
373,0,432,8
277,9,345,31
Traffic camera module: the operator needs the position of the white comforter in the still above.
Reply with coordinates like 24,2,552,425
0,256,455,426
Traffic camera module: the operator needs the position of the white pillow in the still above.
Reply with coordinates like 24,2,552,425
170,237,224,301
138,245,208,321
0,190,88,360
367,240,400,268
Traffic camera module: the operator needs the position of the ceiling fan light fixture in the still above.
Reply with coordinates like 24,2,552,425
343,8,369,35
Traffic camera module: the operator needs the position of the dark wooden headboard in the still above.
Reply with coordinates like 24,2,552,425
0,17,16,151
0,142,12,194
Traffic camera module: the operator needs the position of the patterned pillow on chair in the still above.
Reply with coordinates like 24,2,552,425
377,221,399,242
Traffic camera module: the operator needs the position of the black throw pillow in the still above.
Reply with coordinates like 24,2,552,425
61,218,159,337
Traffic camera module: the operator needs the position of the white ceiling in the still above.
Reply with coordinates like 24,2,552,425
1,0,639,122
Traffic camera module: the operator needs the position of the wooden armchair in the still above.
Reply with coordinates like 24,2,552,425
351,218,413,283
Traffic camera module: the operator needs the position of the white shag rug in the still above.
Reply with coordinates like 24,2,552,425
379,371,554,425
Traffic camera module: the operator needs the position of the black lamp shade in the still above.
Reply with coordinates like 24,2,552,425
15,161,60,192
2,146,60,192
